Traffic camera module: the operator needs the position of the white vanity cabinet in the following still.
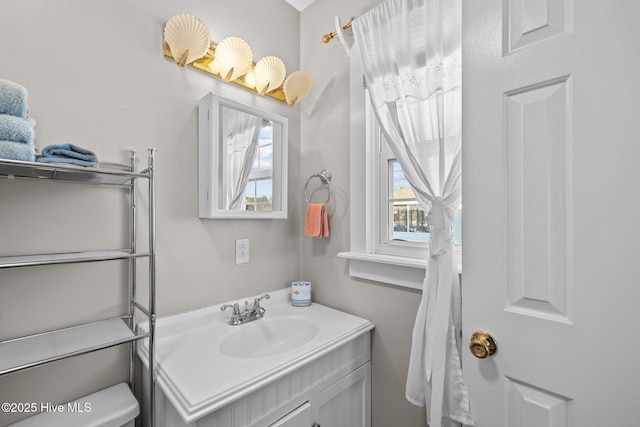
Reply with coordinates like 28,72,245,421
149,331,372,427
139,290,373,427
269,362,371,427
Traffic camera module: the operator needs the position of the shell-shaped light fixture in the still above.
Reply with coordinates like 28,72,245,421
283,71,314,106
254,56,287,96
244,70,257,89
164,14,211,67
215,37,253,82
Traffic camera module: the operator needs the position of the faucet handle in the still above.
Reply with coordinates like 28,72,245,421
255,294,270,303
221,303,240,314
252,294,270,308
221,303,244,325
252,294,271,314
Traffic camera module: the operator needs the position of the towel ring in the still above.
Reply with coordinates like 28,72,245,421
304,169,332,205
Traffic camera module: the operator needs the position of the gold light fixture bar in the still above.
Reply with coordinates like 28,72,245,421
163,42,287,103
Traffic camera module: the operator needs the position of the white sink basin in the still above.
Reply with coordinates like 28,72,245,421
219,316,319,358
137,289,374,423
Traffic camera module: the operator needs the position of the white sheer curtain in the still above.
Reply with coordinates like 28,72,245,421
352,0,474,426
223,108,263,210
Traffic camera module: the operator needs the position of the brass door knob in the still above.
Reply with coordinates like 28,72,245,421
469,331,497,358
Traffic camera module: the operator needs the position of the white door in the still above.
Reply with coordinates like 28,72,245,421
462,1,640,426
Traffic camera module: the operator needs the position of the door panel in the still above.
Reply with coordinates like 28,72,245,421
309,363,371,427
505,0,571,53
504,76,572,324
505,377,570,427
462,0,640,425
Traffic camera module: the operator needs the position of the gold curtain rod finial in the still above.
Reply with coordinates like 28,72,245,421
322,32,336,44
322,20,353,44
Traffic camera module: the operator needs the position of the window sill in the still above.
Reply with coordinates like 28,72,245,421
337,251,462,291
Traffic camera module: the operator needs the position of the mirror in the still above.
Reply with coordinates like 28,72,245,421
198,92,288,219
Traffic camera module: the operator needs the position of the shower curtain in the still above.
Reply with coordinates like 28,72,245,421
223,108,263,210
352,0,474,426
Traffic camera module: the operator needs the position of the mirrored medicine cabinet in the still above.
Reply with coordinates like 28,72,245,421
198,92,288,219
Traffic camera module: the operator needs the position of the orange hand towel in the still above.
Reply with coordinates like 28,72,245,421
305,203,329,238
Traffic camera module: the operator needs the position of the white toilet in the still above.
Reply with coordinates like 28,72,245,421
8,383,139,427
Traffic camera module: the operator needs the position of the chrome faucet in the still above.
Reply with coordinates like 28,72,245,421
221,294,270,326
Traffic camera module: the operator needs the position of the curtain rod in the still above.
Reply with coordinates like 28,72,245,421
322,20,353,44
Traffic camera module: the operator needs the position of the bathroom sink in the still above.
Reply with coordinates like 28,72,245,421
219,315,319,359
137,289,374,423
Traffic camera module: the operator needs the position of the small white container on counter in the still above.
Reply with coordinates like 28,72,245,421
291,281,311,306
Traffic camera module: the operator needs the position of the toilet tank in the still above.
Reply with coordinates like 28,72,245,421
7,383,139,427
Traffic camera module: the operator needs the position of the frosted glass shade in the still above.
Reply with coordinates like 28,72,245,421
254,56,287,95
283,71,314,106
164,14,211,66
215,37,253,82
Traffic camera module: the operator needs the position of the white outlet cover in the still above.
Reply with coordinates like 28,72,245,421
236,238,250,264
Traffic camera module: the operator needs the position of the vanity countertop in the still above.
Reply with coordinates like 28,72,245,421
137,289,374,423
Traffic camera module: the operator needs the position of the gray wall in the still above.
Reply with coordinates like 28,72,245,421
0,1,301,425
0,0,426,426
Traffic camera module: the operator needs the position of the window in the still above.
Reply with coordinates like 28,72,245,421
338,51,461,289
370,97,462,260
390,160,430,241
244,123,273,212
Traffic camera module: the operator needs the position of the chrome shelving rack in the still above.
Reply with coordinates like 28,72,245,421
0,149,156,426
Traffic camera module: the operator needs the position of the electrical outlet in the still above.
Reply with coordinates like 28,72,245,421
236,238,250,264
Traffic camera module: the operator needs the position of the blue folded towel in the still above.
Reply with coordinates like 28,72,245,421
0,114,35,145
36,144,98,167
0,140,35,162
41,144,97,162
0,79,29,118
35,156,98,168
